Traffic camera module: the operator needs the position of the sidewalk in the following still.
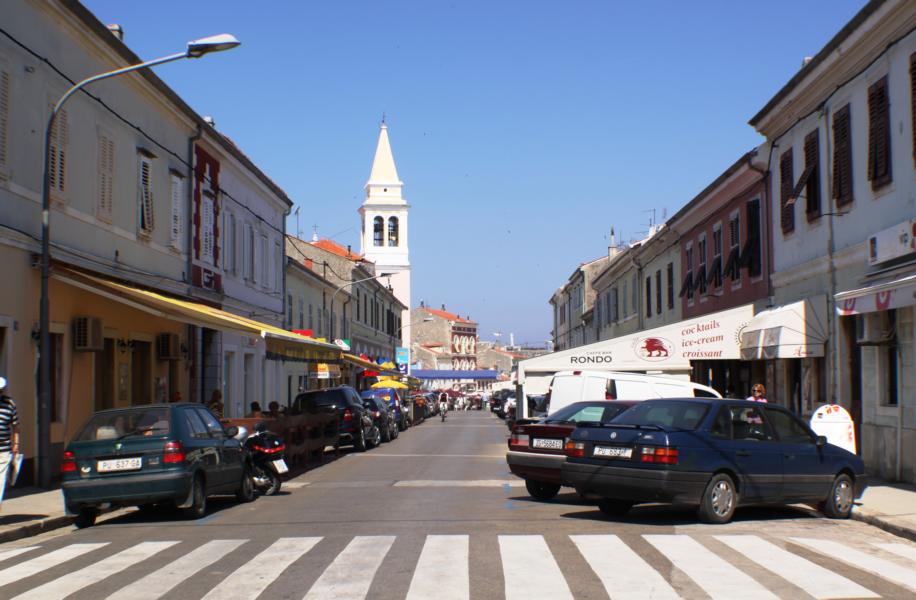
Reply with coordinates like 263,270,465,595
0,477,914,544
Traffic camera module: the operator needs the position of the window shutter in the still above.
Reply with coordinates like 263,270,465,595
201,196,213,263
833,104,853,206
138,156,154,234
867,77,892,189
911,53,916,166
666,263,674,309
170,174,183,249
97,134,114,219
0,68,9,169
779,148,795,234
804,129,821,219
49,107,68,193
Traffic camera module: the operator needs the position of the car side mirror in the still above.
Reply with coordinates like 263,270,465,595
224,425,239,438
815,435,827,448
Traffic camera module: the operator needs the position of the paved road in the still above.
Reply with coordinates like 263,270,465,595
0,410,915,599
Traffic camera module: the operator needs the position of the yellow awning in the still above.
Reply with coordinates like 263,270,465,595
55,269,341,356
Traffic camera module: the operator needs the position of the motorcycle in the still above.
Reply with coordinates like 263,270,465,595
242,422,287,495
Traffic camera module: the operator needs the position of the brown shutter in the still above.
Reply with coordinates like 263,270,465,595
780,148,795,234
833,104,853,207
868,77,892,189
804,129,821,220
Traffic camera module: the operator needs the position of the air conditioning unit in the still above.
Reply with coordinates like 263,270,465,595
867,219,916,266
156,332,181,361
72,317,103,351
856,312,895,345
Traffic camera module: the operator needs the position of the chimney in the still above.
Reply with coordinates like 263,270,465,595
203,116,216,128
441,304,446,311
347,244,351,257
311,226,319,242
609,227,619,259
107,24,124,41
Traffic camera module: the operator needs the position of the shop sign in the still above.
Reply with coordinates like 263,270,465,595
309,363,341,379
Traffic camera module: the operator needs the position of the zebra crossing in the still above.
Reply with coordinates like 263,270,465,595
0,532,913,599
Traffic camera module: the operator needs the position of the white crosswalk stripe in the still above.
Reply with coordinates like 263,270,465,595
875,541,916,562
201,537,321,600
714,534,877,599
406,535,469,600
0,542,108,588
106,539,246,600
570,534,681,600
304,535,395,599
12,541,177,600
791,537,916,593
644,534,778,600
0,547,38,563
499,535,573,600
0,533,914,599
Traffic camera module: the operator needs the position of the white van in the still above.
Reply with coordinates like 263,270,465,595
545,370,721,415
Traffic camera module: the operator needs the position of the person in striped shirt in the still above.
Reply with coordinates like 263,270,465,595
0,376,20,508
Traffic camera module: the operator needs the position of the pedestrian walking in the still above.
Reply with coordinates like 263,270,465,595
747,383,768,403
0,377,21,510
209,389,224,419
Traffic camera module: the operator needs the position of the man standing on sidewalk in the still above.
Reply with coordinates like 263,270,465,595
0,376,20,510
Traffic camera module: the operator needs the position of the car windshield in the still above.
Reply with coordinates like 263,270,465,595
75,407,171,441
300,390,345,407
546,402,632,424
611,400,708,430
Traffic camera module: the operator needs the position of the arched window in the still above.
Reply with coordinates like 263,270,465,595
373,216,383,246
388,216,399,247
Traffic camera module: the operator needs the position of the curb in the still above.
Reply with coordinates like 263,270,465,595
0,515,73,544
852,511,916,543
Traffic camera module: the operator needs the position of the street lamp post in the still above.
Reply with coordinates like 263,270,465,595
329,272,393,342
37,34,240,487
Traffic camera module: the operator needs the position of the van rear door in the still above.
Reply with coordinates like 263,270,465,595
546,375,583,414
582,374,609,401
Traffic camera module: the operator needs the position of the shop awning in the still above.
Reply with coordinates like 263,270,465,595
54,269,341,356
835,273,916,315
739,296,827,360
341,354,401,376
517,303,755,385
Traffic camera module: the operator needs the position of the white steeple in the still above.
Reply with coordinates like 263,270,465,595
359,121,412,347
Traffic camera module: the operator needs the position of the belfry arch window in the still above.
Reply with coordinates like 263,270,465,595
373,216,384,246
388,217,399,247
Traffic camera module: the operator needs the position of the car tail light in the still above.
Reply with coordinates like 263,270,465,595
373,410,381,418
163,441,185,464
252,444,285,454
508,433,529,450
565,440,586,458
343,408,354,421
61,450,76,473
639,446,678,465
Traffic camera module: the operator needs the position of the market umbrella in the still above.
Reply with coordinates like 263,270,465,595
371,380,408,389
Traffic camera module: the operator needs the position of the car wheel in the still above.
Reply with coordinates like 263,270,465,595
73,507,98,529
525,479,561,501
597,499,633,517
392,423,399,439
698,473,737,524
381,423,391,443
354,426,367,452
821,473,855,519
369,426,381,448
183,474,207,519
236,466,255,503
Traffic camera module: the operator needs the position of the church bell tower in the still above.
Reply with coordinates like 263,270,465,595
359,121,411,346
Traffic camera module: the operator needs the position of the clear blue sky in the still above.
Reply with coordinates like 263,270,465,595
83,0,867,347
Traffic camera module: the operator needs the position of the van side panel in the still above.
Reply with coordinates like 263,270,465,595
548,376,583,414
583,376,609,402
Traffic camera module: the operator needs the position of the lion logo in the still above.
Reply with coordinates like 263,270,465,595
636,337,673,361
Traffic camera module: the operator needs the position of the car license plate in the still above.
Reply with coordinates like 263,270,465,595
593,446,632,459
271,459,289,474
531,438,563,450
97,457,142,472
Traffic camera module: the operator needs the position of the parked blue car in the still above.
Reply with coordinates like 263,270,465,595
361,388,408,431
562,398,867,524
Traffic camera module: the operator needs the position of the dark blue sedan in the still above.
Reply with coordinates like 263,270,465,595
561,398,867,523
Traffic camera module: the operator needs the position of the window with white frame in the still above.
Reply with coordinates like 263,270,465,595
48,105,69,195
137,154,154,235
201,191,214,264
96,132,114,221
711,223,722,289
169,171,184,250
